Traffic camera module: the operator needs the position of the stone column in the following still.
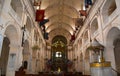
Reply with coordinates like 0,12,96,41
15,46,23,70
27,54,32,74
0,33,4,56
6,53,16,76
6,44,18,76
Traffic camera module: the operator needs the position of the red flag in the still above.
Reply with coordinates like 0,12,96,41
79,10,87,17
70,33,75,42
35,10,45,21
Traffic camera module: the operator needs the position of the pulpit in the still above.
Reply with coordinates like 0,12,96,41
87,39,113,76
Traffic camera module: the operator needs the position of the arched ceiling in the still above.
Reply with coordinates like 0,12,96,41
35,0,83,44
48,28,71,44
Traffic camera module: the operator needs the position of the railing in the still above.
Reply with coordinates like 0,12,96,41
112,68,120,76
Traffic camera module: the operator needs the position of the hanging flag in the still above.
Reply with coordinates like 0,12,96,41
85,0,92,8
79,10,87,17
44,32,49,40
85,0,89,8
35,10,45,21
70,33,75,42
34,0,41,6
39,19,49,26
42,25,46,32
87,0,92,5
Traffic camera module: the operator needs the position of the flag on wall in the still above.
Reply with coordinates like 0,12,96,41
70,33,75,42
42,25,46,32
39,19,49,26
34,0,41,6
85,0,92,8
44,32,49,40
35,10,45,21
79,10,87,17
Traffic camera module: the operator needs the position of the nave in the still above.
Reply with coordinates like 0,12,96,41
1,0,120,76
15,67,84,76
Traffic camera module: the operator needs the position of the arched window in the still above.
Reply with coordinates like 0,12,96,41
91,18,98,34
23,61,28,69
11,0,23,18
102,0,116,23
83,30,89,43
26,17,32,33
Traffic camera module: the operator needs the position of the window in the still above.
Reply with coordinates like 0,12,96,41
11,0,23,18
55,52,62,58
102,0,116,23
91,18,98,34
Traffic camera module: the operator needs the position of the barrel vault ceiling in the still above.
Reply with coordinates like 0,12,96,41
34,0,83,44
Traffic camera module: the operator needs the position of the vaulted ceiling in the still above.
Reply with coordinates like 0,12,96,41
34,0,84,44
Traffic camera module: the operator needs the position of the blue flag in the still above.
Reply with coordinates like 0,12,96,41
44,32,49,40
39,19,49,26
85,0,92,8
87,0,92,5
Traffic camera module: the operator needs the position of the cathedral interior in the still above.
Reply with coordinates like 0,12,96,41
0,0,120,76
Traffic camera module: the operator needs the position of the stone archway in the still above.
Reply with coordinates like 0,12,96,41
23,40,30,70
51,35,68,72
0,37,10,76
3,24,20,76
106,27,120,75
113,38,120,73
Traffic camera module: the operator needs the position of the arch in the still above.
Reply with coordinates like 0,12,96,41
45,3,79,18
26,16,32,33
48,28,71,44
47,14,74,29
4,21,21,44
23,61,28,69
48,14,73,21
52,35,67,44
0,37,10,75
102,0,116,23
3,23,21,75
48,27,72,35
90,18,99,34
46,22,74,33
4,24,20,45
10,0,23,18
105,27,120,73
113,38,120,73
51,35,68,71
